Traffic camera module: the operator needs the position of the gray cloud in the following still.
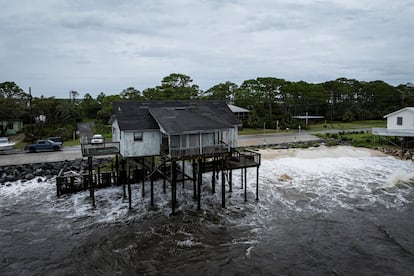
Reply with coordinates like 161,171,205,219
0,0,413,97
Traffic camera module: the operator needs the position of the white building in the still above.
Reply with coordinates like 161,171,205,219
372,107,414,137
110,101,240,159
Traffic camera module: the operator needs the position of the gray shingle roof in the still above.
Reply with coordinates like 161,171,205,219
113,100,240,133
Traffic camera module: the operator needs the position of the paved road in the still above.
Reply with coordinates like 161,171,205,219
0,146,83,166
1,128,370,166
0,132,323,166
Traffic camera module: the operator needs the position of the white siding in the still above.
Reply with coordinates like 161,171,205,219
111,120,120,142
387,110,414,130
120,130,161,157
221,127,238,147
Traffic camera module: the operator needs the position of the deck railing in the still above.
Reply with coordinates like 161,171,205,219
162,144,230,158
80,137,120,157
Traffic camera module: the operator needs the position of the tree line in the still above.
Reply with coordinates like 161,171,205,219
1,74,414,139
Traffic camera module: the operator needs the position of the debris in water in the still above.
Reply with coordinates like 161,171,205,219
278,173,292,182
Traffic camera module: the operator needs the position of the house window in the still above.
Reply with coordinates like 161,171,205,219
134,131,143,141
189,134,200,147
397,117,403,126
171,135,180,148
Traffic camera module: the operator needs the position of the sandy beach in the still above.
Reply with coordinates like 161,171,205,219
257,145,388,160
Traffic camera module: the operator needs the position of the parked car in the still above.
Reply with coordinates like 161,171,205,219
91,134,104,144
0,137,15,151
47,136,63,145
24,139,62,153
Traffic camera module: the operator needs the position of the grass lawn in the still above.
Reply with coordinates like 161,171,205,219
239,120,386,135
307,120,386,131
238,128,291,135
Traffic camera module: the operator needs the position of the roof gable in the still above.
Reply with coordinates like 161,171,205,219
384,107,414,118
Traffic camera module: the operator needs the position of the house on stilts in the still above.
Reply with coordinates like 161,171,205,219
70,100,260,214
372,107,414,148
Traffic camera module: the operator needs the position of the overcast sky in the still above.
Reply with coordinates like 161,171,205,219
1,0,413,98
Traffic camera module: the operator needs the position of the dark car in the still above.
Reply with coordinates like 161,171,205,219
47,136,63,145
24,139,62,153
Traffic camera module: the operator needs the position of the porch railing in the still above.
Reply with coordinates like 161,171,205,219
162,144,230,158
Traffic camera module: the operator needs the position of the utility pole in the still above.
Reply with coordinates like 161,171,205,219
29,87,34,142
70,90,78,140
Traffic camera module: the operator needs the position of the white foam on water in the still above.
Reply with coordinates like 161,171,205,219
257,154,414,213
1,148,413,228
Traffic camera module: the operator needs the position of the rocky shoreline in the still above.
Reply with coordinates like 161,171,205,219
377,147,414,160
1,144,412,186
0,157,112,185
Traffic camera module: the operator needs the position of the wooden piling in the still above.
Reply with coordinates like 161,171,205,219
221,158,225,208
182,159,185,189
127,161,132,209
229,169,233,192
192,161,197,199
141,167,145,198
241,168,243,189
115,154,119,185
197,158,202,210
151,156,154,206
256,166,259,201
122,159,126,199
244,168,247,202
171,160,177,214
212,157,216,194
88,156,95,207
162,157,166,193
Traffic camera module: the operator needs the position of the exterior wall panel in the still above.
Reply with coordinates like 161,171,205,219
387,110,414,130
120,130,160,157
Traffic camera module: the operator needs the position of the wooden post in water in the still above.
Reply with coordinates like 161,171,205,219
141,167,145,198
182,159,185,189
256,166,259,201
221,157,225,208
122,159,126,199
197,158,202,210
162,157,166,193
115,154,119,185
192,161,197,200
127,161,132,209
212,157,216,194
88,156,95,207
97,166,101,187
244,168,247,202
229,169,233,192
171,160,177,215
151,156,154,206
241,168,243,189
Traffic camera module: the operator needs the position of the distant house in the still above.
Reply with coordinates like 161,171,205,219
0,119,24,135
227,104,249,121
372,107,414,137
110,101,241,159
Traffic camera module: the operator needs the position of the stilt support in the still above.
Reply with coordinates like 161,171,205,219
171,160,177,215
221,158,225,208
151,156,154,206
256,166,259,201
244,168,247,202
88,156,95,207
127,161,132,209
197,158,202,210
